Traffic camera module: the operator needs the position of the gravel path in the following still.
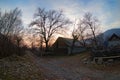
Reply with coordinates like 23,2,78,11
31,51,120,80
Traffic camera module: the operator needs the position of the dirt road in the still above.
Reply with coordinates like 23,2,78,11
31,51,120,80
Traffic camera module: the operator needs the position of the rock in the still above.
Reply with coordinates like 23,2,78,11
97,58,103,64
104,59,114,65
108,59,114,62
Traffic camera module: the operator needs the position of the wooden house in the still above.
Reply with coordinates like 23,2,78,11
52,37,86,54
108,33,120,47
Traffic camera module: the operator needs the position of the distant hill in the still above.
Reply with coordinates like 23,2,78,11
103,28,120,40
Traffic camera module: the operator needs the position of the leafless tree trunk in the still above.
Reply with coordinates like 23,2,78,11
30,8,70,51
71,28,79,54
82,12,100,47
39,35,44,56
78,20,87,47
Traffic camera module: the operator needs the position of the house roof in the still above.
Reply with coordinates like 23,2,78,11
104,28,120,40
108,33,120,41
54,37,81,47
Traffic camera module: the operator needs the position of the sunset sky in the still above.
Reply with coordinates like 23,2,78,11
0,0,120,32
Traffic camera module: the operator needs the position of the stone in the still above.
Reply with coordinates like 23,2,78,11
97,58,103,64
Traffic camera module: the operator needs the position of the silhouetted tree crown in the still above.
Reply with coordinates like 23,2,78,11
30,8,70,51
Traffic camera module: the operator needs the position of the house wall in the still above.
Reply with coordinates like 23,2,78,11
54,48,68,55
53,37,86,55
108,41,120,47
53,38,67,48
72,47,86,53
53,38,69,54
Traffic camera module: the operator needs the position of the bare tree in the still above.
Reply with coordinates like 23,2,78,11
0,9,5,32
0,9,2,31
11,21,24,47
0,8,24,47
0,8,24,57
30,8,70,51
71,27,79,54
82,12,100,46
0,8,22,36
77,20,87,47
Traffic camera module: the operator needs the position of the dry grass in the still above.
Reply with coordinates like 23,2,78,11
0,51,45,80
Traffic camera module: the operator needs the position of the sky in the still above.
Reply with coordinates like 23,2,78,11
0,0,120,32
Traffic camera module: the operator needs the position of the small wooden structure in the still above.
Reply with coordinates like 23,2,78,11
93,55,120,64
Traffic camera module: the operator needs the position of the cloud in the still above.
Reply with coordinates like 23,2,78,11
46,0,107,31
50,0,120,31
0,0,119,31
20,6,35,26
109,21,120,29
